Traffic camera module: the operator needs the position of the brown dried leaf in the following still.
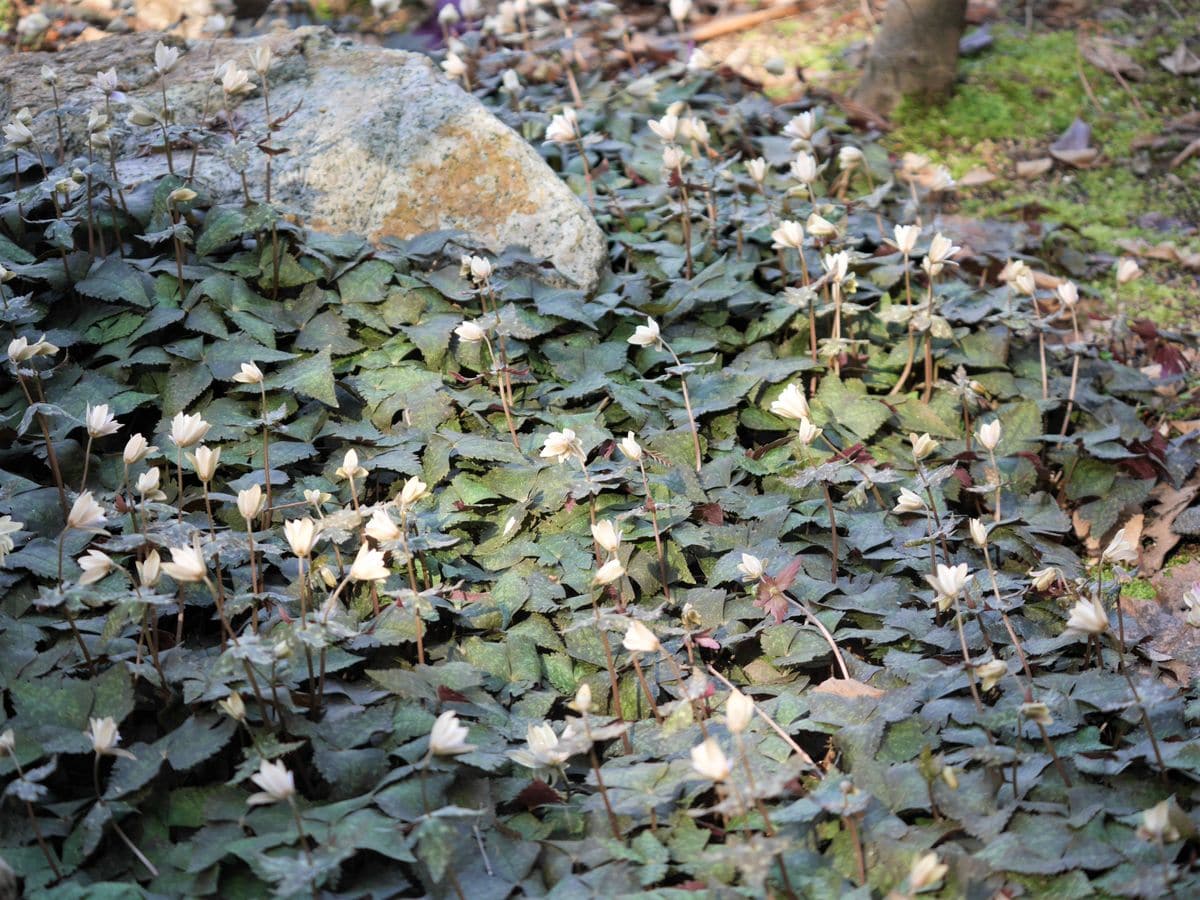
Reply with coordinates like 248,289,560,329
1159,42,1200,76
1079,36,1146,80
813,678,883,699
1140,474,1200,575
1016,158,1053,178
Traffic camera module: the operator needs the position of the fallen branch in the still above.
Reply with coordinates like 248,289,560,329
688,2,810,43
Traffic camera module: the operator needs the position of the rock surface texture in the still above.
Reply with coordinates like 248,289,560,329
0,28,607,290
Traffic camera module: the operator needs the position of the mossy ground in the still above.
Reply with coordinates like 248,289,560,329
704,3,1200,326
888,15,1200,325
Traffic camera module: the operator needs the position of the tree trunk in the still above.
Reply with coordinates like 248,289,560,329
854,0,968,116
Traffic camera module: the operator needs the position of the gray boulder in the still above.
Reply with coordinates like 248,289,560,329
0,28,607,290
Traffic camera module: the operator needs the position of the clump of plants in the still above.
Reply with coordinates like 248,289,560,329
0,18,1197,900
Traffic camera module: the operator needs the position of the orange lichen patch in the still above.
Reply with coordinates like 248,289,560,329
376,123,541,241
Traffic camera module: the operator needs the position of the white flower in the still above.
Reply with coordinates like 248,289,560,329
593,558,625,586
137,550,161,588
399,476,428,509
726,688,754,733
365,507,401,542
170,412,211,448
501,69,521,94
186,445,220,483
7,334,58,362
968,518,988,548
783,111,817,143
737,553,764,582
284,518,318,558
908,852,948,893
509,722,573,770
690,738,731,781
823,251,851,284
0,516,22,566
771,220,805,250
1116,258,1142,285
1056,280,1079,307
977,659,1008,692
1028,567,1059,591
67,492,107,531
168,187,196,206
221,65,254,96
619,432,643,462
791,152,818,184
1000,259,1036,296
3,120,34,147
123,433,156,465
232,362,263,384
591,520,622,555
668,0,691,24
893,224,921,256
349,543,390,582
219,691,246,722
1102,527,1138,565
93,68,119,94
1020,701,1053,725
544,112,577,144
1137,799,1189,843
622,620,659,653
977,420,1002,452
686,47,713,72
662,145,687,171
628,317,662,349
796,417,822,445
441,52,467,79
540,428,585,465
126,104,160,128
247,759,296,805
455,320,485,343
926,233,960,273
304,489,331,510
77,549,114,585
249,45,272,76
767,383,808,421
910,432,938,461
86,717,135,759
925,563,971,609
1065,596,1109,636
679,117,709,145
745,157,767,183
0,729,14,756
83,404,121,439
569,683,592,714
162,544,206,583
893,487,926,515
805,213,838,238
237,485,263,522
335,449,368,481
429,710,475,756
136,467,163,500
468,256,493,283
838,145,864,170
154,41,180,75
648,113,679,143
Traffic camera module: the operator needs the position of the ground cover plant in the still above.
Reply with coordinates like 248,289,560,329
2,7,1199,898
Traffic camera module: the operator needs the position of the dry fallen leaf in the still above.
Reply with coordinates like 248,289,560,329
1079,36,1146,80
958,167,998,187
1115,239,1200,270
813,678,883,699
1140,474,1200,575
1016,158,1054,178
1159,42,1200,76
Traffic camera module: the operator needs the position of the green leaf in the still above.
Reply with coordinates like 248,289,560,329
266,348,337,407
76,260,151,307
